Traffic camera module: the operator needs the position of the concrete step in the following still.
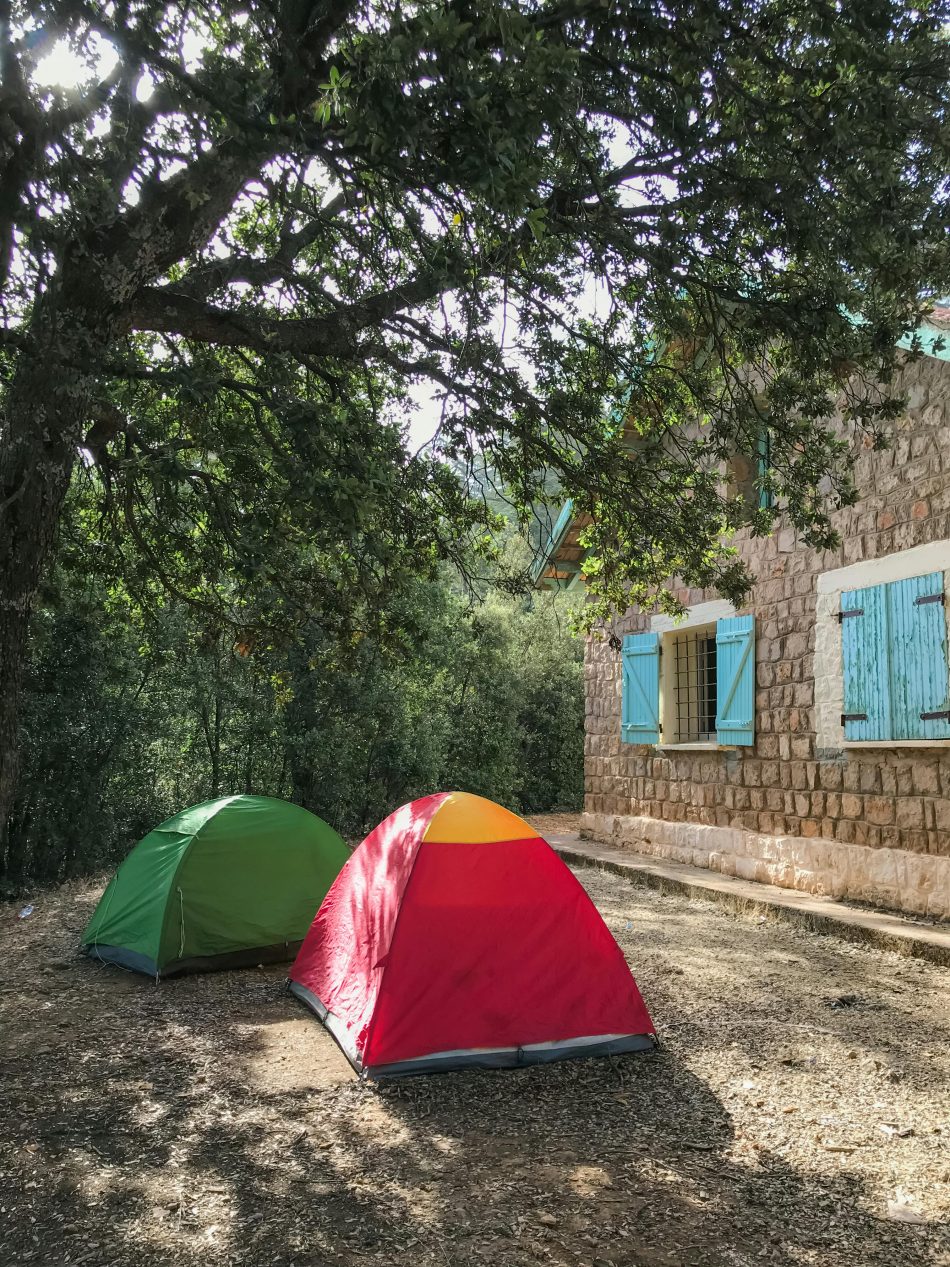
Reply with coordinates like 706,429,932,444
546,833,950,968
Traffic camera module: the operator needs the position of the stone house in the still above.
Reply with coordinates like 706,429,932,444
534,315,950,918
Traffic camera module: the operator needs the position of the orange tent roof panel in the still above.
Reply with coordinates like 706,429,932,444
422,792,537,844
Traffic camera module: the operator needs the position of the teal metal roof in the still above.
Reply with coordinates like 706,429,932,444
897,308,950,361
529,498,576,587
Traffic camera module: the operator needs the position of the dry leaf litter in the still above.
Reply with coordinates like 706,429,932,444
1,816,948,1267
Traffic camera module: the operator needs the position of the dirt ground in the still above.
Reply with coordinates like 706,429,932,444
2,839,949,1267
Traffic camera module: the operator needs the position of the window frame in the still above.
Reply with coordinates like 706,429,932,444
659,621,721,748
641,600,751,752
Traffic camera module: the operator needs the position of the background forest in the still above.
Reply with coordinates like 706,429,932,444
7,473,582,887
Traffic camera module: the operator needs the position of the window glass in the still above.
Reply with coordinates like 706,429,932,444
670,626,718,743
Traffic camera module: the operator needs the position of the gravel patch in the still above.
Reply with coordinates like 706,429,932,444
1,863,948,1267
527,812,583,838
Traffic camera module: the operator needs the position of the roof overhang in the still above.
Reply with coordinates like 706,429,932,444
531,498,593,591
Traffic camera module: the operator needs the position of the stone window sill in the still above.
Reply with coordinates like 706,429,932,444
843,740,950,750
657,742,737,752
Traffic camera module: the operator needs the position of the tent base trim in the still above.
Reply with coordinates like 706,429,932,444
365,1032,657,1079
288,981,656,1080
82,944,159,977
288,981,365,1073
84,940,304,979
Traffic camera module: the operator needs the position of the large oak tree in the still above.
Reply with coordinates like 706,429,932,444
1,0,948,861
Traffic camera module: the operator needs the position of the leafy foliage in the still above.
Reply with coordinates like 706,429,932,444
9,564,170,881
3,0,950,622
1,0,949,851
8,538,583,885
287,580,583,836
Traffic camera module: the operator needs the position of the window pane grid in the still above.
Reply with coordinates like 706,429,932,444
673,630,717,742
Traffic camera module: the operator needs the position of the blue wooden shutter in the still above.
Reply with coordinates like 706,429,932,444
841,582,891,741
621,633,660,745
841,572,950,741
715,615,755,746
887,572,950,741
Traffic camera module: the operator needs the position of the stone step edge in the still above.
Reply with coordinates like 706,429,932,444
544,833,950,969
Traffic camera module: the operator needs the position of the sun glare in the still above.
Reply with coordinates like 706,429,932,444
32,36,118,92
33,39,90,90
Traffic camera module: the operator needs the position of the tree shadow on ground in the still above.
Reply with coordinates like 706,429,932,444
3,990,946,1267
2,878,948,1267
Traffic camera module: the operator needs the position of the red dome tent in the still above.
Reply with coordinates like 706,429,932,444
289,792,655,1078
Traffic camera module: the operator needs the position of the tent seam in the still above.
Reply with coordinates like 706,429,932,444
360,838,425,1068
361,797,450,1066
539,837,656,1026
156,795,243,971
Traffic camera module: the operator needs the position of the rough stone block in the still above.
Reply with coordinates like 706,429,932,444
819,762,844,791
841,793,863,819
866,797,895,826
859,764,882,794
842,763,863,792
933,797,950,832
896,766,915,796
914,763,941,797
760,761,780,787
790,763,810,791
895,798,925,830
900,828,929,853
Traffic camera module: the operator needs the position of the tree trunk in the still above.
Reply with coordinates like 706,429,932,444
198,643,224,799
0,339,93,877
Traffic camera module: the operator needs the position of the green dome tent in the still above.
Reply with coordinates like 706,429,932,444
82,795,349,978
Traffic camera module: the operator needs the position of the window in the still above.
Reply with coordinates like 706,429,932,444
841,571,950,742
621,615,755,748
669,627,718,743
725,427,773,511
757,428,774,511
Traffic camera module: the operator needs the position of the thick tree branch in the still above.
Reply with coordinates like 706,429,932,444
129,253,460,355
129,287,367,357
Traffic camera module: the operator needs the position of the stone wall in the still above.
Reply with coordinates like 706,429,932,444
583,355,950,918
